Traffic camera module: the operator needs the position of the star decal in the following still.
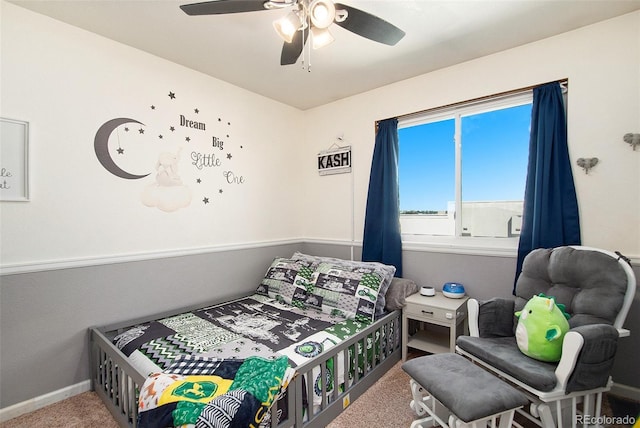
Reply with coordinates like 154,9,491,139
151,105,155,110
194,108,199,114
124,127,129,132
196,178,202,184
168,91,176,99
117,147,124,154
203,197,210,204
227,153,232,160
158,134,163,139
185,136,191,142
138,128,145,134
218,189,223,194
170,126,175,132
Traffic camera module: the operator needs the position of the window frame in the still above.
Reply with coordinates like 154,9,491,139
397,91,534,256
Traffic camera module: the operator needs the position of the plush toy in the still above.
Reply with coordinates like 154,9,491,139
515,294,571,362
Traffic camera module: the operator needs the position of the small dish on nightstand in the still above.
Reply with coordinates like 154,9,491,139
420,286,436,296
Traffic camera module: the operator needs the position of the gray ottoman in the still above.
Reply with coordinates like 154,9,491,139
402,353,529,428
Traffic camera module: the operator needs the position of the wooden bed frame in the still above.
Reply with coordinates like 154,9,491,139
90,295,402,428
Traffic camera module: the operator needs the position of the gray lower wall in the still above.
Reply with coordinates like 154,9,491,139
1,242,638,409
0,243,299,408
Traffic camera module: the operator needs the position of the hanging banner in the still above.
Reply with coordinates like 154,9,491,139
318,145,351,176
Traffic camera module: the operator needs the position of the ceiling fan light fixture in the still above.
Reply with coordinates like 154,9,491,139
334,8,347,23
273,10,302,43
311,26,334,49
309,0,336,29
264,0,297,10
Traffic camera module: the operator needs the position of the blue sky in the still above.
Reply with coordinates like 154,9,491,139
398,104,532,212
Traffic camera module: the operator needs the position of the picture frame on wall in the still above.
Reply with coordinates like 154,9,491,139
1,117,30,201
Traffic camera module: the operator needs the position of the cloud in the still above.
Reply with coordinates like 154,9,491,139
141,183,192,212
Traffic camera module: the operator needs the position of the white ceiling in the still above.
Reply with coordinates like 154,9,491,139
9,0,640,110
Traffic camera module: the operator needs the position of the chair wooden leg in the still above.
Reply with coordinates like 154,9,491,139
537,403,557,428
498,411,516,428
409,379,439,428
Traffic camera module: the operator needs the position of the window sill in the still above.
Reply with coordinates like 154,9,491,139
401,234,519,258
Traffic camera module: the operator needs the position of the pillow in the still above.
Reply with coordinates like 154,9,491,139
256,257,317,306
514,294,570,362
297,261,384,323
384,278,419,311
291,252,396,316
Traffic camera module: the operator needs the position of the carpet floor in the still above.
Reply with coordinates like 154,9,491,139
2,358,637,427
0,360,413,428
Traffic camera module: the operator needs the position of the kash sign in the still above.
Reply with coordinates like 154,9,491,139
318,146,351,176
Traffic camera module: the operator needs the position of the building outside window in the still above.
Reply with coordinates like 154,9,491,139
398,92,533,249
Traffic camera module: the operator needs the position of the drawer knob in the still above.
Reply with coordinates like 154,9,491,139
421,310,433,315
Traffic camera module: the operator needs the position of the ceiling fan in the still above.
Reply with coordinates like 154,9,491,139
180,0,406,66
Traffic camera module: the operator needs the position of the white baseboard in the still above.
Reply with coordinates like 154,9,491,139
610,382,640,402
0,380,91,423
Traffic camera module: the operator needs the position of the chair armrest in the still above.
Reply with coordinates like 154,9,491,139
467,298,515,338
555,324,619,393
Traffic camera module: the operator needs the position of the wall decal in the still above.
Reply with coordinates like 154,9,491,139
223,170,245,184
95,118,151,179
141,148,192,212
94,90,247,212
191,151,222,169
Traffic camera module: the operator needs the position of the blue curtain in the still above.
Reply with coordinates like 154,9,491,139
515,82,580,289
362,118,403,276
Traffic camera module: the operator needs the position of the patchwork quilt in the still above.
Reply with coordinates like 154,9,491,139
112,293,389,427
137,355,293,428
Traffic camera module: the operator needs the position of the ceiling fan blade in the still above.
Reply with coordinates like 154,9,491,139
334,3,405,46
281,29,309,65
180,0,268,16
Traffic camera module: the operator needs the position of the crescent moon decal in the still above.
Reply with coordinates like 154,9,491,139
94,118,150,179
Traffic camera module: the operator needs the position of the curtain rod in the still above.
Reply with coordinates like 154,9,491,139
376,79,568,126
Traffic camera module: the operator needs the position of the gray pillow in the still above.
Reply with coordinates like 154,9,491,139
384,277,419,311
291,252,396,316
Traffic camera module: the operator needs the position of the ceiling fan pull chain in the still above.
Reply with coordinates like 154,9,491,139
308,26,312,72
308,12,313,72
301,16,306,70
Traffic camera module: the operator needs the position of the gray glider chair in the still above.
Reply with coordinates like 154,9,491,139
456,246,636,428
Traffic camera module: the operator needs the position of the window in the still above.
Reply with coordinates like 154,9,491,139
398,92,533,245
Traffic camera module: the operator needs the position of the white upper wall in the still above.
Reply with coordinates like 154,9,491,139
2,4,639,268
0,1,305,268
302,11,640,260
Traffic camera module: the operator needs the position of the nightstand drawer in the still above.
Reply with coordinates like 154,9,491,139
404,302,457,322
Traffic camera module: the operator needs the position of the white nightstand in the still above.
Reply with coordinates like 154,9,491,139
402,291,469,360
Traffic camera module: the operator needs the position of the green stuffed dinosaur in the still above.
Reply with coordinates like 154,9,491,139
515,294,571,362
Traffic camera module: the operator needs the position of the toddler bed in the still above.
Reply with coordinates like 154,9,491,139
90,253,416,428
